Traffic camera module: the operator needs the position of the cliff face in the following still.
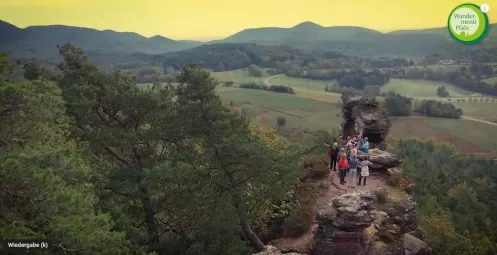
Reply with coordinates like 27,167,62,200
254,189,431,255
341,96,391,145
254,95,430,255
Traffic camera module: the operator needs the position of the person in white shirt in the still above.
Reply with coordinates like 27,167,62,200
358,157,373,186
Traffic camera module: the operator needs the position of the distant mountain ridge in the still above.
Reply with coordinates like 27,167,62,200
0,20,202,59
219,21,383,43
217,21,496,57
1,20,496,60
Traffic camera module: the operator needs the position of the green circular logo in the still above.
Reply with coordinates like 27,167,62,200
448,3,489,44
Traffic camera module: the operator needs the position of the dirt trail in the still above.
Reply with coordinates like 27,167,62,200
264,74,284,85
273,170,388,253
461,116,497,127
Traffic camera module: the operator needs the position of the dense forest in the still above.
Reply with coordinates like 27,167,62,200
393,139,497,255
0,45,306,254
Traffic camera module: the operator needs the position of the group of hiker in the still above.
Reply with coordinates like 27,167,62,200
324,134,372,188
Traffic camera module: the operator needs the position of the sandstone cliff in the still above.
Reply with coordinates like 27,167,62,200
342,96,391,145
254,189,431,255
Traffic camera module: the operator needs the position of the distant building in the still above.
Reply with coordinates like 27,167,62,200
438,60,456,65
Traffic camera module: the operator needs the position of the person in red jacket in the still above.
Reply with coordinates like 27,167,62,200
338,154,348,185
325,142,339,171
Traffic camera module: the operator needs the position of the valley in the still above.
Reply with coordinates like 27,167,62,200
1,7,497,255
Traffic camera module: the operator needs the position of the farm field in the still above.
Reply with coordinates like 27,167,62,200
390,117,497,154
209,68,270,84
267,75,337,93
137,69,497,155
451,102,497,122
217,88,342,141
483,76,497,84
380,78,472,98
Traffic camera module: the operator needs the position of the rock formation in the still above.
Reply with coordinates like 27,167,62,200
358,148,402,170
313,191,376,255
255,189,431,255
341,95,391,145
253,245,305,255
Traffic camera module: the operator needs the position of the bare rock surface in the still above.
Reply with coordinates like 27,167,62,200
313,191,376,255
342,96,391,144
404,233,432,255
253,245,305,255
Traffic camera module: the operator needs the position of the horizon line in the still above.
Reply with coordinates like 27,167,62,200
2,18,491,41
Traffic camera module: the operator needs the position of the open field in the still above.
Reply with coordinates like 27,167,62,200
451,102,497,122
217,88,342,141
137,69,497,155
389,117,495,154
210,68,270,84
267,75,337,93
483,76,497,84
381,78,472,98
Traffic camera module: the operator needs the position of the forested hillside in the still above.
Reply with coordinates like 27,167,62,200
1,44,497,254
1,19,496,61
0,20,201,59
394,139,497,254
0,46,302,254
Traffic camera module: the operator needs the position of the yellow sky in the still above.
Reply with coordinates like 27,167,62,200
0,0,495,40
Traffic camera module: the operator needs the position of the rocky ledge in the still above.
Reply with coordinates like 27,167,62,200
358,148,402,170
255,189,431,255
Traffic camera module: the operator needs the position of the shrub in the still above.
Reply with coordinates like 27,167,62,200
385,91,412,116
277,116,286,127
281,203,314,237
269,85,295,94
309,167,329,179
437,86,449,97
374,187,390,204
248,65,263,77
240,83,295,94
239,82,264,90
224,81,234,87
387,172,402,187
414,100,463,118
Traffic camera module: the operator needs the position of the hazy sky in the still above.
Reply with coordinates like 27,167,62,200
0,0,495,40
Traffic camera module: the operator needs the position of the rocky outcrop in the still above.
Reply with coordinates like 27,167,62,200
342,96,391,144
313,189,430,255
358,149,402,170
404,234,432,255
377,192,418,235
253,245,305,255
313,191,376,255
254,189,431,255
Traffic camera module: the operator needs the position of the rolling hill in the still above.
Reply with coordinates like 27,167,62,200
220,21,382,43
93,43,349,70
218,21,497,57
0,20,202,60
1,20,496,61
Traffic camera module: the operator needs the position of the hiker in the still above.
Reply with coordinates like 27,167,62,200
338,154,348,185
352,137,357,148
348,154,358,188
358,156,373,186
356,134,364,151
344,136,351,148
363,137,370,154
338,148,346,175
325,142,339,171
350,147,357,157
